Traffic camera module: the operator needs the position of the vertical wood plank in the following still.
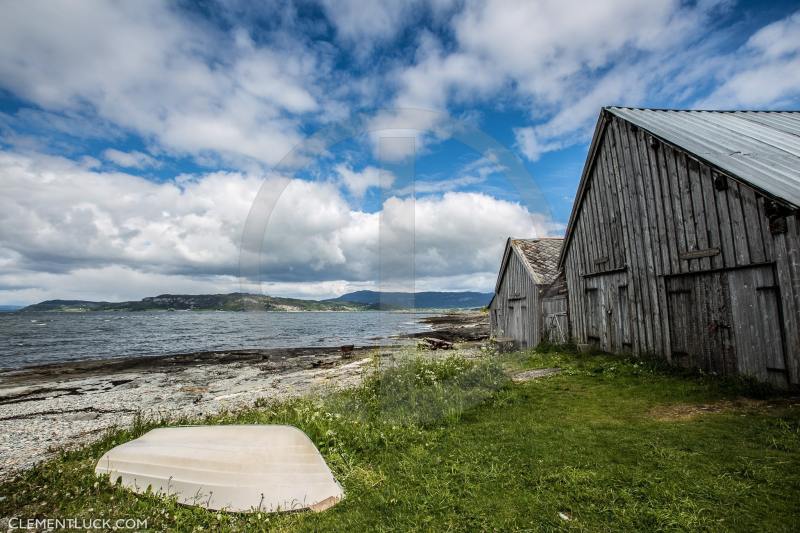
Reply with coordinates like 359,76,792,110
664,146,690,272
740,186,766,264
713,171,737,268
728,182,751,266
687,158,711,271
699,165,724,270
615,119,652,352
676,151,699,270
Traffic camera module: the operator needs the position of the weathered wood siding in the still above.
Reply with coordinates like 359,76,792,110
489,250,541,347
563,114,800,385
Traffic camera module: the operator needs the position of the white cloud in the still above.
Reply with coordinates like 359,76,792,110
698,11,800,108
514,128,565,163
320,0,417,45
0,1,327,167
0,149,560,303
397,155,503,195
320,0,458,55
335,164,394,199
514,66,647,160
103,148,160,169
391,0,733,160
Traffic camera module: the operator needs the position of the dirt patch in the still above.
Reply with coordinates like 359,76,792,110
512,368,561,383
648,398,776,421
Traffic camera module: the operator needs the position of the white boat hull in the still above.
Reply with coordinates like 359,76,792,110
95,425,343,513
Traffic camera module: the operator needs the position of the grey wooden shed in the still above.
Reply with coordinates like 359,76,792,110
489,238,563,348
559,107,800,387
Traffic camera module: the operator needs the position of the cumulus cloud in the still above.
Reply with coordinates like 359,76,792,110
389,0,775,160
0,1,326,167
2,1,795,303
0,149,560,302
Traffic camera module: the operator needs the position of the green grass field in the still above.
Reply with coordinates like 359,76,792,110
2,349,798,531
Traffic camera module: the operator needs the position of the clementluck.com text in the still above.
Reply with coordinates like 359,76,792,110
6,517,147,530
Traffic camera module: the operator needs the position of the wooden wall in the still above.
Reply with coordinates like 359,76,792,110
563,113,800,386
489,249,541,347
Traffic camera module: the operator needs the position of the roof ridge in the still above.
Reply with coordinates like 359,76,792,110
605,106,800,114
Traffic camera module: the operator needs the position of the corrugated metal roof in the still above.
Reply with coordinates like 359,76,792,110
511,238,563,285
606,107,800,208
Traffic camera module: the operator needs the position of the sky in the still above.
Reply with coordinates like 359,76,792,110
1,0,799,305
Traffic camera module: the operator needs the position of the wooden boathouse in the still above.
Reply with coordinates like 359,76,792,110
559,107,800,387
489,238,564,348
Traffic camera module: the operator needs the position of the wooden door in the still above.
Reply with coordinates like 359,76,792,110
666,265,787,385
507,299,528,347
584,271,631,352
542,296,568,344
666,272,732,372
728,266,788,387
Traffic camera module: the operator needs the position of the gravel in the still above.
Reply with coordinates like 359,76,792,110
0,348,379,478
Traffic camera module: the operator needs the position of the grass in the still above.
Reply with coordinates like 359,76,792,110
1,348,799,531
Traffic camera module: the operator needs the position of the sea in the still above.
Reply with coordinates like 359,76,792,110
0,311,434,370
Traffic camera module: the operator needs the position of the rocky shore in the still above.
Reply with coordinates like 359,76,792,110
0,312,488,478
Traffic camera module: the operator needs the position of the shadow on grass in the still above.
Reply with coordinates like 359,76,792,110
512,341,794,400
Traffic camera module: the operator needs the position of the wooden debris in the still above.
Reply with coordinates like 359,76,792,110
419,337,454,350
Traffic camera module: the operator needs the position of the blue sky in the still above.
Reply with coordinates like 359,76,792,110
0,0,799,304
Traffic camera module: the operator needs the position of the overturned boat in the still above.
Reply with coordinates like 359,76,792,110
95,425,343,513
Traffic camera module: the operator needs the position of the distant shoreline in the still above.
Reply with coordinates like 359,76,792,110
0,312,487,384
12,308,463,314
0,312,488,476
14,291,493,313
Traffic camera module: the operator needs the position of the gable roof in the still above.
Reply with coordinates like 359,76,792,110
494,237,563,296
558,107,800,268
607,107,800,208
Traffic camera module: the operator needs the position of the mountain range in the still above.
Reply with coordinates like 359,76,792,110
16,291,493,313
325,290,492,309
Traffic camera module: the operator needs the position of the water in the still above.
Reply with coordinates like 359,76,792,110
0,311,434,369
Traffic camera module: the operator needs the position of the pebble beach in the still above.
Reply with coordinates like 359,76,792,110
0,313,488,478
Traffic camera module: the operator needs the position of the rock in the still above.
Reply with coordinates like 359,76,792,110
340,345,355,358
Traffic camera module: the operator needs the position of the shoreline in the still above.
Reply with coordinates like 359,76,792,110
0,311,487,387
0,312,488,478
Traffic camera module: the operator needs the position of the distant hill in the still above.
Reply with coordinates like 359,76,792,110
18,293,373,313
0,305,22,312
18,290,494,313
326,290,492,309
